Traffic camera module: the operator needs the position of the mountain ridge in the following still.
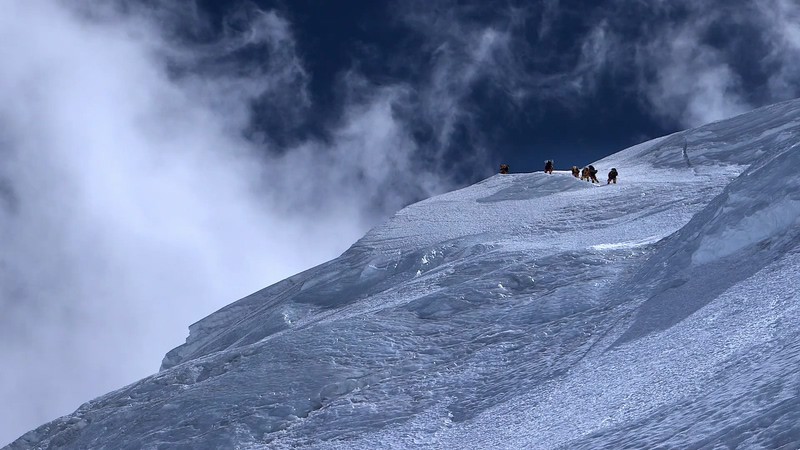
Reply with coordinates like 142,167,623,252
9,98,800,449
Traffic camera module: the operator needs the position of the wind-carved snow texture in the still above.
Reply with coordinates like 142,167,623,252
8,98,800,449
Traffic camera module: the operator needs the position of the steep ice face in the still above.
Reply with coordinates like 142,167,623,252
9,99,800,449
690,147,800,266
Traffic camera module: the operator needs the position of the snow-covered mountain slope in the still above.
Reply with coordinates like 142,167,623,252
10,99,800,449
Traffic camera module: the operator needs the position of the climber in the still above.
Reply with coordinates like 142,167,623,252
588,165,599,183
499,164,510,174
571,166,580,178
607,168,618,184
544,160,554,174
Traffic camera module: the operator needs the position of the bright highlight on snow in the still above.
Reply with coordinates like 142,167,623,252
9,99,800,449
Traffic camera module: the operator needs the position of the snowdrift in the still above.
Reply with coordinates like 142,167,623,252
9,99,800,449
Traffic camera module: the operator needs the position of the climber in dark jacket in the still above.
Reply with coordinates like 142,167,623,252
607,168,618,184
588,165,599,183
544,160,554,174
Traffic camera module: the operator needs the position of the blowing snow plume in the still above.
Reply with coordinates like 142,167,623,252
0,1,458,445
9,95,800,448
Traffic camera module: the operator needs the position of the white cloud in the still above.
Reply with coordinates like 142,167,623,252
398,3,526,171
574,0,800,128
635,21,750,127
756,0,800,98
0,1,454,444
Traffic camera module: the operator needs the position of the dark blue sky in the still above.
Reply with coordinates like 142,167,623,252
168,0,798,187
176,1,660,177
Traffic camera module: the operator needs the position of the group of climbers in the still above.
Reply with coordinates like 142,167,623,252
560,160,618,184
497,161,619,184
574,162,618,184
546,160,619,184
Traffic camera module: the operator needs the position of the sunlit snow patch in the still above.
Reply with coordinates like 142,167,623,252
591,236,662,251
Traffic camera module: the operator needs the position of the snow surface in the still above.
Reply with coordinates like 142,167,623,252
8,98,800,449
